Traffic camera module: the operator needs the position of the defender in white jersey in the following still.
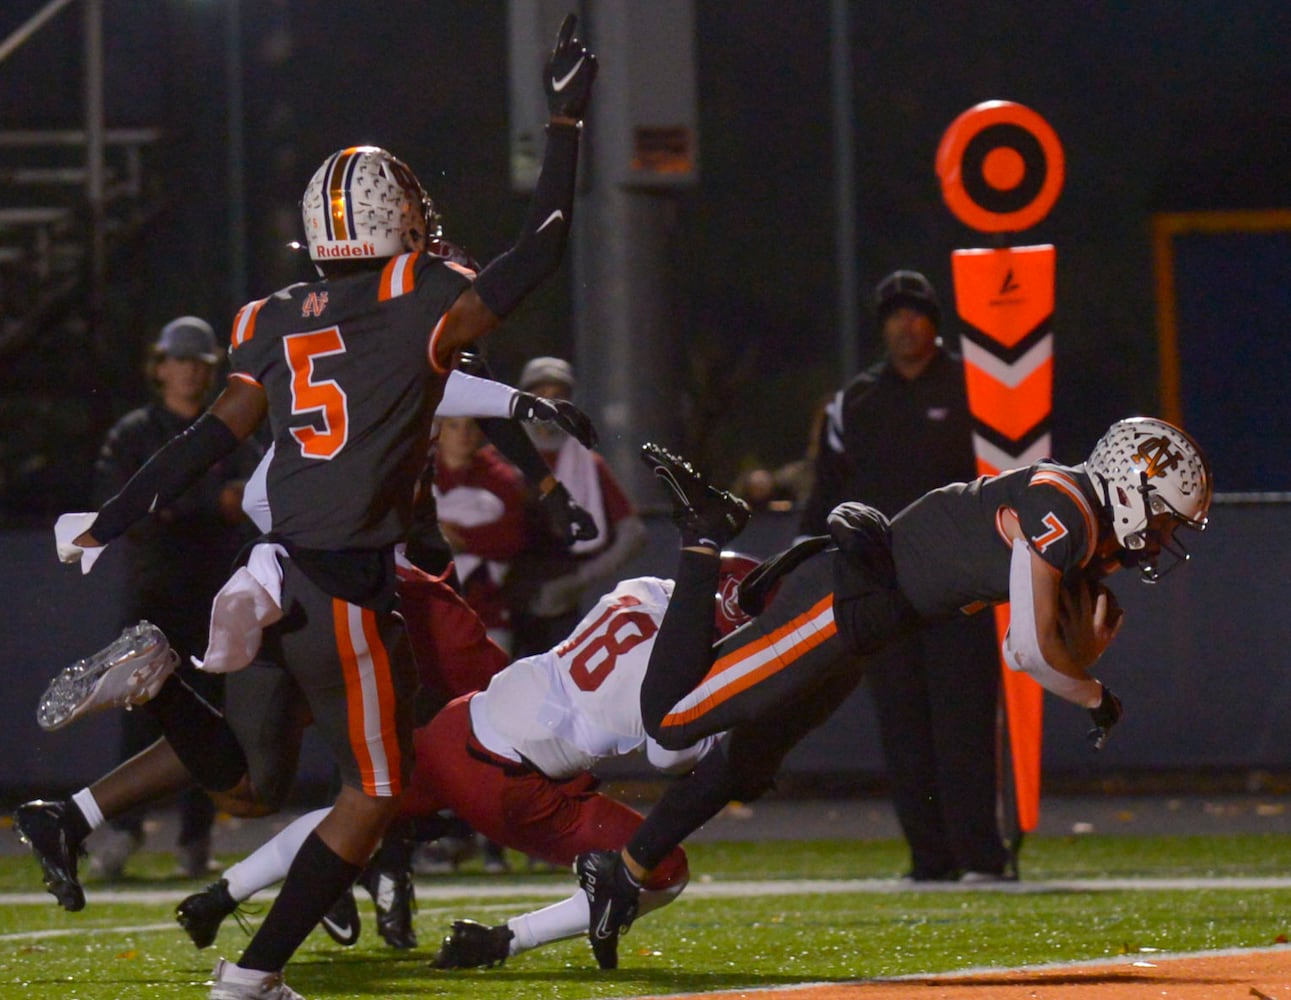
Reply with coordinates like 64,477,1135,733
420,563,753,971
468,577,715,777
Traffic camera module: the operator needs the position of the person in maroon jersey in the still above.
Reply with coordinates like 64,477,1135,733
432,416,528,654
574,424,1212,969
26,16,598,1000
506,356,647,658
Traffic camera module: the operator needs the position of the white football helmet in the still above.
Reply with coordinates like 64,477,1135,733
1086,417,1212,579
301,146,440,263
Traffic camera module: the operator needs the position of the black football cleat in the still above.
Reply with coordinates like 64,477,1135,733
575,850,641,970
430,919,514,969
14,799,86,912
176,877,242,949
359,861,417,949
320,886,361,947
639,443,750,549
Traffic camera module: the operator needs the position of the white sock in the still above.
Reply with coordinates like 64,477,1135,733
213,958,276,985
507,891,589,954
223,808,330,902
505,881,686,956
71,788,105,831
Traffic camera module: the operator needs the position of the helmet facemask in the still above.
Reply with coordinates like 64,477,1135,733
1109,478,1206,582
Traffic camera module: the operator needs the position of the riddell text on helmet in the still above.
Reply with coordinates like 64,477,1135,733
316,242,377,258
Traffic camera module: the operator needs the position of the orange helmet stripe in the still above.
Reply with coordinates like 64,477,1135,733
325,148,363,243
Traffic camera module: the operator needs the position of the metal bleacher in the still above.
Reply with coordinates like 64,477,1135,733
0,1,166,522
0,126,163,354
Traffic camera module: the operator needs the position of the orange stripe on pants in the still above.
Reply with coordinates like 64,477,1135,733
333,599,402,796
661,595,836,729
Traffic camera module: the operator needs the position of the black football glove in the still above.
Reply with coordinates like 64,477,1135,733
511,392,598,449
1086,685,1123,751
539,481,600,545
544,13,598,120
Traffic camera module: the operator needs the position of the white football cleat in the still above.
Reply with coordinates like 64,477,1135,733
37,621,178,732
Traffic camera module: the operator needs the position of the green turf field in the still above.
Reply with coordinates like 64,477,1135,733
2,834,1290,999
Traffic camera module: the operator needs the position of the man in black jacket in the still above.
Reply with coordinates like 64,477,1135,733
90,317,262,879
798,270,1010,882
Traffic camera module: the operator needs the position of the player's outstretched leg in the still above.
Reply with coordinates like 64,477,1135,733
575,850,641,970
639,443,750,549
13,800,87,911
37,621,177,732
431,919,515,969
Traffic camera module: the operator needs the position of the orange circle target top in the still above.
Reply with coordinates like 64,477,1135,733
936,100,1065,233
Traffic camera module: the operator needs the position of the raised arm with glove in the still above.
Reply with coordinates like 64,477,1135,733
471,14,596,321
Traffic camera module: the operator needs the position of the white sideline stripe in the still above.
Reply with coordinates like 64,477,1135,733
4,874,1291,911
3,880,1291,950
0,920,178,942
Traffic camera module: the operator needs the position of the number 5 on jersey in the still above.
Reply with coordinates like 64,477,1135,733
285,327,349,459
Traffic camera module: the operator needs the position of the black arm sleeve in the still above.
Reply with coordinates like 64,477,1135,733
91,413,241,543
472,123,580,318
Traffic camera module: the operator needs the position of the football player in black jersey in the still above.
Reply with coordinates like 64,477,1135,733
573,419,1212,969
32,16,598,1000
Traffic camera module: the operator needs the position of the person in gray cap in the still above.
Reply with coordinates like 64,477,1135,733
85,315,262,881
798,269,1013,883
506,356,646,660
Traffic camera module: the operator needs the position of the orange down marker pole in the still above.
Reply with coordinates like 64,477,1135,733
936,100,1065,854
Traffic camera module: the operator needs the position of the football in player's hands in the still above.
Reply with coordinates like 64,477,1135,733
1058,574,1092,620
1096,582,1124,632
1061,575,1123,630
1058,575,1124,667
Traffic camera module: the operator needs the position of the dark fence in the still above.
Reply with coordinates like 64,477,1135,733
2,497,1286,800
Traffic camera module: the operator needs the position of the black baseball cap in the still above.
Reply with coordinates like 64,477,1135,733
874,270,940,328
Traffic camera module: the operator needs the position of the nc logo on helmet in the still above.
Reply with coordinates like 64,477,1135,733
1131,436,1184,481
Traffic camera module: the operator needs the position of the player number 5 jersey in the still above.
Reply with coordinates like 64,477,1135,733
227,253,470,551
